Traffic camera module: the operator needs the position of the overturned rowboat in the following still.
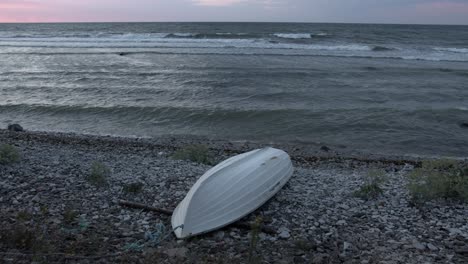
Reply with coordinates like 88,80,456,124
171,147,293,239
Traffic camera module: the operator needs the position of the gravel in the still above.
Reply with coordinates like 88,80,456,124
0,129,467,263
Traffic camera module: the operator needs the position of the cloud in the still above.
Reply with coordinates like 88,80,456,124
0,0,39,9
414,1,468,14
0,0,468,24
192,0,246,6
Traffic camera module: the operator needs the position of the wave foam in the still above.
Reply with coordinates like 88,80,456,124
165,33,195,38
315,32,329,37
305,44,371,51
434,47,468,53
273,33,312,39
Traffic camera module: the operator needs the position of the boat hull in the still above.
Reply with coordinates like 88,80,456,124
171,147,293,238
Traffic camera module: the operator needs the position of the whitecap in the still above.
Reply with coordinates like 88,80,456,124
273,33,312,39
434,47,468,53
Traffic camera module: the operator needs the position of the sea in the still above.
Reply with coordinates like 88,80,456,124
0,22,467,157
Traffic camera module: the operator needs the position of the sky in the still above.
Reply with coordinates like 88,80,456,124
1,0,468,24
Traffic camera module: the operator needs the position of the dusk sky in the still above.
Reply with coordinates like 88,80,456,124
1,0,468,24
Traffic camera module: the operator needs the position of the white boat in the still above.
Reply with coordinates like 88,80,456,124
171,147,293,239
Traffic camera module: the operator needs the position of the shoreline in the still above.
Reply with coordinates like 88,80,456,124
0,129,429,165
1,129,467,263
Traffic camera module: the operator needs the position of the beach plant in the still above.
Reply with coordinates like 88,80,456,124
4,225,37,250
123,182,144,194
294,239,316,251
1,224,51,255
248,216,263,264
86,161,110,187
16,210,33,222
0,144,20,165
408,160,468,203
354,169,385,200
172,144,214,165
63,208,79,225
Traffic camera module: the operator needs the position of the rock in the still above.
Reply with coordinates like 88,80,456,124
343,241,351,251
293,256,305,263
427,243,438,251
455,247,468,256
279,230,290,239
336,220,347,226
338,204,350,210
214,231,225,240
320,146,330,152
165,247,188,258
7,124,23,132
278,227,291,239
413,242,426,251
448,228,463,236
312,254,328,263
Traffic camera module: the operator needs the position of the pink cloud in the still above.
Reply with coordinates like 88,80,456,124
0,0,45,22
0,0,39,9
192,0,246,7
414,1,468,15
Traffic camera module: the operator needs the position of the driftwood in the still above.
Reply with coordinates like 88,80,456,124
118,200,173,215
118,200,277,235
0,252,122,260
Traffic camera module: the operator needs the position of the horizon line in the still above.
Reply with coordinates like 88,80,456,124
0,21,467,26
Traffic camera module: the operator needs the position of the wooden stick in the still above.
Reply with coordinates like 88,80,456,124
118,200,173,215
118,200,277,235
0,252,122,260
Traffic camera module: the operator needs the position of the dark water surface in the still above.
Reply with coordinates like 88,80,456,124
0,23,467,157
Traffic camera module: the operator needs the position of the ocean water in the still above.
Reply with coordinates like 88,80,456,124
0,22,467,157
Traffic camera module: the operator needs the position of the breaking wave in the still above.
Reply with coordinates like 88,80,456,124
272,33,329,39
434,47,468,53
273,33,312,39
0,31,467,62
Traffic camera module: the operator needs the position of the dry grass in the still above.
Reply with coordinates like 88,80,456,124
0,144,20,165
408,160,468,203
86,161,110,187
354,169,385,200
122,182,144,194
172,144,214,165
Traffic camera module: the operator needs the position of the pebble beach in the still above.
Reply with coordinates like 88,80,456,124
1,129,467,263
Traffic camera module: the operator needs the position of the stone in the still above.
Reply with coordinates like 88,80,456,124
343,241,351,251
214,231,225,240
448,228,462,236
455,247,468,256
278,227,291,239
165,247,188,258
427,243,438,251
293,256,305,263
312,254,328,263
338,204,350,210
320,146,330,152
413,242,426,251
7,124,23,132
336,220,347,226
